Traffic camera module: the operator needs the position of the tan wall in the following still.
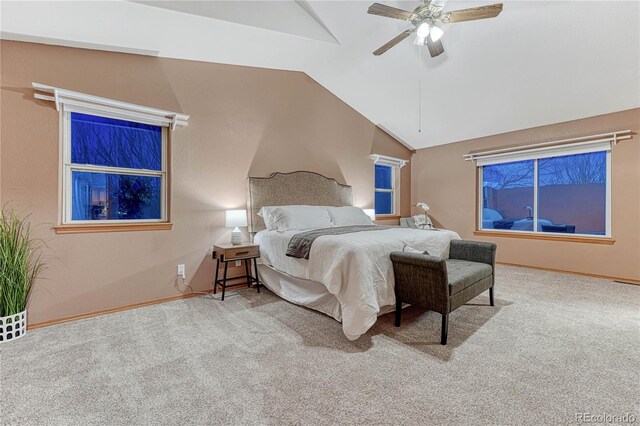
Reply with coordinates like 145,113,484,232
412,109,640,281
0,40,412,324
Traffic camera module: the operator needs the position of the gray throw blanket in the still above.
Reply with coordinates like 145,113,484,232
286,225,391,259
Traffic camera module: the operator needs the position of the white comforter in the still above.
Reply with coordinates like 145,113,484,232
255,227,460,340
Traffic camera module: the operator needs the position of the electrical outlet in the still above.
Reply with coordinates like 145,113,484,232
177,264,185,278
235,260,242,267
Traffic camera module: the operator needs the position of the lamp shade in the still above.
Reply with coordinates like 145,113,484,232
416,22,430,39
225,209,247,228
430,25,444,42
364,209,376,221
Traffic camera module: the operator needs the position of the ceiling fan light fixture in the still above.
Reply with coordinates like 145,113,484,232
416,22,430,39
368,1,504,57
413,36,426,46
430,25,444,42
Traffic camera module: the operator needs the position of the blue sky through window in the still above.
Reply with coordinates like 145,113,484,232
375,165,393,214
481,152,607,234
537,152,606,234
71,113,162,170
375,165,392,189
71,171,161,221
68,112,164,222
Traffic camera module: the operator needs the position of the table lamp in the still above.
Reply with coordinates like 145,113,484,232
225,209,247,245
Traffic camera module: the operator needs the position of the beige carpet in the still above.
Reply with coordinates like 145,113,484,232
1,265,639,425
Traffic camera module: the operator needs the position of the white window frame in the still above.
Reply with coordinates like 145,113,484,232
60,106,168,225
371,154,407,217
31,83,188,227
374,164,397,216
477,151,612,238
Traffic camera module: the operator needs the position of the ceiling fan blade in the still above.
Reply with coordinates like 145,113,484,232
368,3,414,20
445,3,503,23
373,29,414,56
426,34,444,57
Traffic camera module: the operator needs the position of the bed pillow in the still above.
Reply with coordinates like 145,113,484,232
402,244,430,255
270,205,333,232
257,206,279,230
327,206,374,226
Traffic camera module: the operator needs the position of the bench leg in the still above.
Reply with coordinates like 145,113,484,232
441,314,448,345
395,299,402,327
489,286,495,307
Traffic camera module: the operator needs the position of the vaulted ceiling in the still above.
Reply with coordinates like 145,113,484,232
2,1,639,150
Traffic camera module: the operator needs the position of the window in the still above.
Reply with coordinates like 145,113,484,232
32,83,188,231
481,160,535,231
375,164,395,215
479,151,610,237
32,83,189,232
62,112,167,224
538,152,607,235
371,154,407,217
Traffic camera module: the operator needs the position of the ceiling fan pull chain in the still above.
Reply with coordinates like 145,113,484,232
418,46,422,133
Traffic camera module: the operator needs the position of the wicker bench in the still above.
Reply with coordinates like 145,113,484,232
390,240,497,345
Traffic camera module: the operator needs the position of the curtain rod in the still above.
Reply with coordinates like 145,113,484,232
370,154,409,168
464,130,632,161
32,82,189,129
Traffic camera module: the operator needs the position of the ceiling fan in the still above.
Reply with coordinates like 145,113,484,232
368,0,503,57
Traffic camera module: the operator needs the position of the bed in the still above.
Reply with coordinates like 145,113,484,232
248,171,460,340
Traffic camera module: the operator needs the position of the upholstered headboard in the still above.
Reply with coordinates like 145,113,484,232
247,171,353,233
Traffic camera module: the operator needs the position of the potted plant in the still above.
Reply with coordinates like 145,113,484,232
0,208,44,342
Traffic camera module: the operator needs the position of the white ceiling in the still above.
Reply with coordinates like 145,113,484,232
2,1,639,150
132,1,339,43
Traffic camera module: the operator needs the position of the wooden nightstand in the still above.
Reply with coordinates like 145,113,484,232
212,243,261,301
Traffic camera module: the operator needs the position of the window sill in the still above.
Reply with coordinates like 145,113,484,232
54,222,173,234
473,230,615,245
376,215,401,220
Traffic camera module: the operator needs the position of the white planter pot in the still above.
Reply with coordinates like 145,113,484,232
0,310,27,343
